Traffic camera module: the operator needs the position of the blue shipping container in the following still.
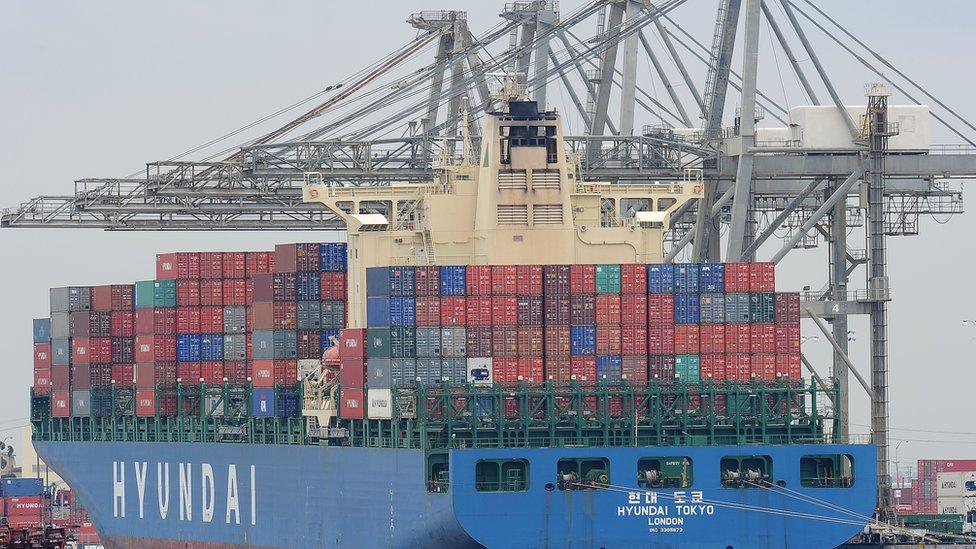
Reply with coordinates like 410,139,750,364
320,243,348,272
596,355,623,381
674,294,701,324
674,264,700,293
365,268,391,298
699,264,725,293
439,266,466,296
296,272,322,301
647,264,675,294
33,318,51,343
252,388,275,417
320,329,341,354
0,477,44,497
366,297,392,327
570,325,596,356
200,333,225,361
390,297,416,327
177,334,202,362
390,267,416,297
273,330,298,359
276,392,301,418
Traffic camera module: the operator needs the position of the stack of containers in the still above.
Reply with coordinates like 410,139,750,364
0,478,47,529
48,286,93,418
914,459,976,514
32,318,52,398
81,283,135,416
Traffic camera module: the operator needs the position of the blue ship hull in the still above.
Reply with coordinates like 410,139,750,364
34,441,877,548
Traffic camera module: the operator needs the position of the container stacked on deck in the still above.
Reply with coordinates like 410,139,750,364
936,471,976,515
31,242,347,421
0,478,47,529
360,262,803,419
914,460,976,514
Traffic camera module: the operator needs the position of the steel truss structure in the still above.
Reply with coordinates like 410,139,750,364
4,0,973,518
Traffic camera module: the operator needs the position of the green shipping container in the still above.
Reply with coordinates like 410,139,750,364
135,280,176,309
367,327,392,358
749,293,775,323
675,354,700,383
595,264,621,294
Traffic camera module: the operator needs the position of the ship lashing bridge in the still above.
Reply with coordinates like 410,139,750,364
4,0,974,521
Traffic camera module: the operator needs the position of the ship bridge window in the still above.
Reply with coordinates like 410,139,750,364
800,454,854,488
620,198,651,219
475,459,529,492
657,198,677,211
637,457,693,488
427,452,449,493
557,457,610,490
359,200,391,219
720,455,773,488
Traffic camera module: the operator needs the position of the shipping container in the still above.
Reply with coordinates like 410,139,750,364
516,265,543,296
367,297,392,327
570,325,596,356
465,266,492,296
700,293,726,324
33,318,51,343
674,293,701,324
595,264,621,294
647,264,675,294
675,354,700,383
340,388,365,419
439,266,466,296
491,326,519,357
595,295,621,325
750,262,776,292
725,293,751,324
700,324,726,354
273,330,298,359
390,327,417,358
775,292,801,323
367,388,393,419
253,388,276,417
674,324,700,355
620,264,647,294
416,327,442,358
649,355,675,382
620,294,647,325
674,264,700,293
570,264,596,294
320,243,348,272
491,265,518,296
699,264,725,293
648,323,675,355
320,272,347,300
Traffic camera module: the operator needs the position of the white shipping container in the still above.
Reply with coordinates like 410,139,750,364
467,357,493,386
367,388,392,419
937,472,975,497
967,496,976,512
938,495,965,515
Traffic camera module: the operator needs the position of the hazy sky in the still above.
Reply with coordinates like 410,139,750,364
1,1,973,475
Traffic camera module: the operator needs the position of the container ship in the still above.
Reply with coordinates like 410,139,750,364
25,98,879,548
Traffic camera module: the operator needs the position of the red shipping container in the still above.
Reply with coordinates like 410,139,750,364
339,329,365,358
33,343,51,369
90,337,112,363
33,367,51,394
6,496,44,516
465,296,493,327
465,326,493,357
274,301,298,330
339,387,365,419
570,356,597,381
136,389,156,417
516,265,543,296
111,364,134,385
750,323,777,354
775,292,801,323
339,357,365,387
88,311,112,337
492,326,519,357
251,273,274,302
543,295,571,325
491,265,518,296
415,266,440,296
727,354,752,381
649,355,676,382
750,262,776,292
111,284,135,310
70,311,90,337
570,264,596,294
200,280,224,306
244,252,274,276
648,294,674,323
135,335,177,362
517,357,544,383
298,330,321,359
201,306,224,333
252,360,275,387
177,307,202,333
570,295,595,325
775,322,801,354
199,252,224,279
201,361,224,384
320,272,347,300
544,325,570,356
156,362,178,385
752,354,777,381
296,243,320,272
465,266,492,296
775,353,802,380
224,361,248,383
547,355,571,382
621,264,647,294
251,302,274,331
620,325,647,356
494,357,519,385
111,310,134,337
622,356,648,382
177,362,202,383
51,365,70,390
275,359,298,384
92,285,113,311
700,354,727,381
491,296,518,326
135,363,155,388
223,279,246,306
674,324,700,354
72,338,91,365
156,252,179,280
724,262,750,292
440,297,467,325
725,323,750,354
136,308,176,335
516,295,543,326
176,280,201,307
52,390,70,417
648,323,675,355
223,252,247,279
596,325,622,355
595,294,621,324
275,244,299,273
621,294,647,325
516,327,544,357
415,297,441,326
700,324,726,354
